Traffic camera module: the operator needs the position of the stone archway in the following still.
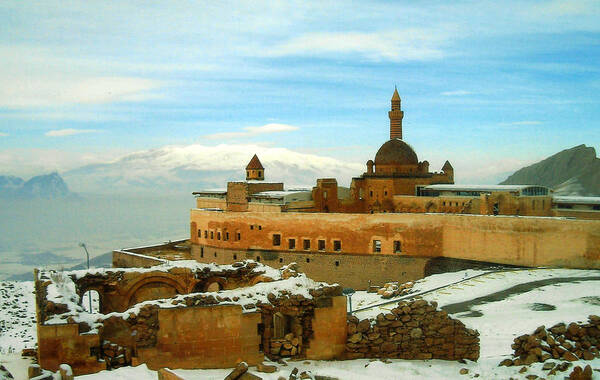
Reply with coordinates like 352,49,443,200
125,274,187,310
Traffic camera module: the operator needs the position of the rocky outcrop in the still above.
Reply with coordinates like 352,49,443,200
500,144,600,196
344,299,479,361
500,315,600,368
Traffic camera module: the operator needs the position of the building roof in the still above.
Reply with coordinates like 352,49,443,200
442,160,453,171
391,87,401,101
553,196,600,205
424,184,541,192
246,154,264,170
374,138,418,166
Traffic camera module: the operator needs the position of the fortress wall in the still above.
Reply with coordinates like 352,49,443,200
191,244,430,289
190,210,600,270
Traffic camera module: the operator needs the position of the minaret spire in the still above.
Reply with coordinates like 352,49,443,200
389,87,404,139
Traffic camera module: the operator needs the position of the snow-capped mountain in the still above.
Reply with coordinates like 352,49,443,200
0,172,72,199
63,143,364,194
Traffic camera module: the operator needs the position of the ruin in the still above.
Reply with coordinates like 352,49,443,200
34,260,346,375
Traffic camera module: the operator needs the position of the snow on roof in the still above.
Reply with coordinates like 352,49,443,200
553,196,600,204
424,184,545,192
252,190,311,198
193,190,227,195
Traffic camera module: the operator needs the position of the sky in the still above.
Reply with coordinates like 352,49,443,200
1,0,599,184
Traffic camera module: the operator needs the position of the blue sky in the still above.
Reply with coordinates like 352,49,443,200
1,1,599,183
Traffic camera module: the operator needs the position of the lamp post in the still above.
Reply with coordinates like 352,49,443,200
342,287,356,314
78,242,92,312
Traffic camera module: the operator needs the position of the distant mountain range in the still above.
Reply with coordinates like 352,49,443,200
0,172,74,199
500,144,600,196
62,143,364,194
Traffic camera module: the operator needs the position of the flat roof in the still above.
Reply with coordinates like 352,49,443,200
252,190,311,198
424,184,545,192
553,196,600,205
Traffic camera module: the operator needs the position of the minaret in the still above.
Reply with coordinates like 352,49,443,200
245,154,265,181
388,87,404,140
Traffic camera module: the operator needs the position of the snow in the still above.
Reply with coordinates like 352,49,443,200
3,268,600,379
553,196,600,204
0,281,36,354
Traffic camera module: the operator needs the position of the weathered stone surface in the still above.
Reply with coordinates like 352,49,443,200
256,363,277,373
225,362,249,380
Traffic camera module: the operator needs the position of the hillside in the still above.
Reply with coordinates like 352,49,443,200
0,172,73,199
500,144,600,196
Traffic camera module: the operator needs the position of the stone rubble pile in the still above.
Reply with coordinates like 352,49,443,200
101,340,131,369
499,315,600,367
270,333,302,357
377,281,414,299
344,299,479,361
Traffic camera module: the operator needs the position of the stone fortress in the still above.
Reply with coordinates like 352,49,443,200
190,89,600,289
30,89,600,378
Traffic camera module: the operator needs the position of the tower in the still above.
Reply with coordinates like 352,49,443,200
245,154,264,181
388,87,404,139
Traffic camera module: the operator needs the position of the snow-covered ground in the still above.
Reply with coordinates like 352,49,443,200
2,268,600,379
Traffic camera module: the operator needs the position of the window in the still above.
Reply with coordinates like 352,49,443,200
384,190,388,196
214,252,217,257
279,258,283,263
288,239,296,250
256,256,261,262
369,190,373,197
318,239,325,251
323,190,328,199
225,232,229,241
594,205,600,211
197,229,202,238
442,201,446,206
303,239,310,250
258,171,262,177
204,230,208,238
250,225,254,230
335,261,340,267
200,247,204,258
233,254,237,260
258,225,262,230
306,258,310,263
373,240,381,253
333,240,341,252
394,241,402,253
273,234,281,246
246,170,250,177
236,232,241,240
210,231,214,239
217,232,221,240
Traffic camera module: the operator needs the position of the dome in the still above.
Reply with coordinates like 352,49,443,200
374,139,418,166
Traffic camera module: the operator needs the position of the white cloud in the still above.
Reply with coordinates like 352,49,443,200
0,75,161,108
0,132,8,137
45,129,101,137
441,90,472,96
266,29,446,61
203,123,299,140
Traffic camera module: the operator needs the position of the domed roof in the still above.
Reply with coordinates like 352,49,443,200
374,138,418,166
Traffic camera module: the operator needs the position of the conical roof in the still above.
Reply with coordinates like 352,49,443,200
442,160,453,171
246,154,264,170
391,87,400,101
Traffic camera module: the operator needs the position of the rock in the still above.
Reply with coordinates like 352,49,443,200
542,362,555,370
289,367,299,380
568,365,592,380
348,333,362,343
459,368,468,375
563,351,578,361
519,366,528,373
238,373,263,380
28,364,42,378
410,328,423,339
256,363,277,373
525,375,538,380
498,359,513,367
357,319,371,333
225,362,248,380
59,364,74,380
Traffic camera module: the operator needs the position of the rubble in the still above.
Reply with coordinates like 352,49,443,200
344,299,479,361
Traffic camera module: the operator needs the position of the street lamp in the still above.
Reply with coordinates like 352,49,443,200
342,287,356,314
78,242,92,312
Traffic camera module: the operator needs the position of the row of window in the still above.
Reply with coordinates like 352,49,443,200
372,240,402,254
272,234,342,252
198,247,341,267
198,229,241,241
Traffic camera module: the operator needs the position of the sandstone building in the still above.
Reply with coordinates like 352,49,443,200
190,90,600,289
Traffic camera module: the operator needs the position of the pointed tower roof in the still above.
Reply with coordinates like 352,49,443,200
442,160,453,171
391,87,401,101
246,154,264,170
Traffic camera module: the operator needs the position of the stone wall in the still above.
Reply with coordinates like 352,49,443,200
344,299,479,361
500,315,600,368
191,210,600,270
191,244,430,290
